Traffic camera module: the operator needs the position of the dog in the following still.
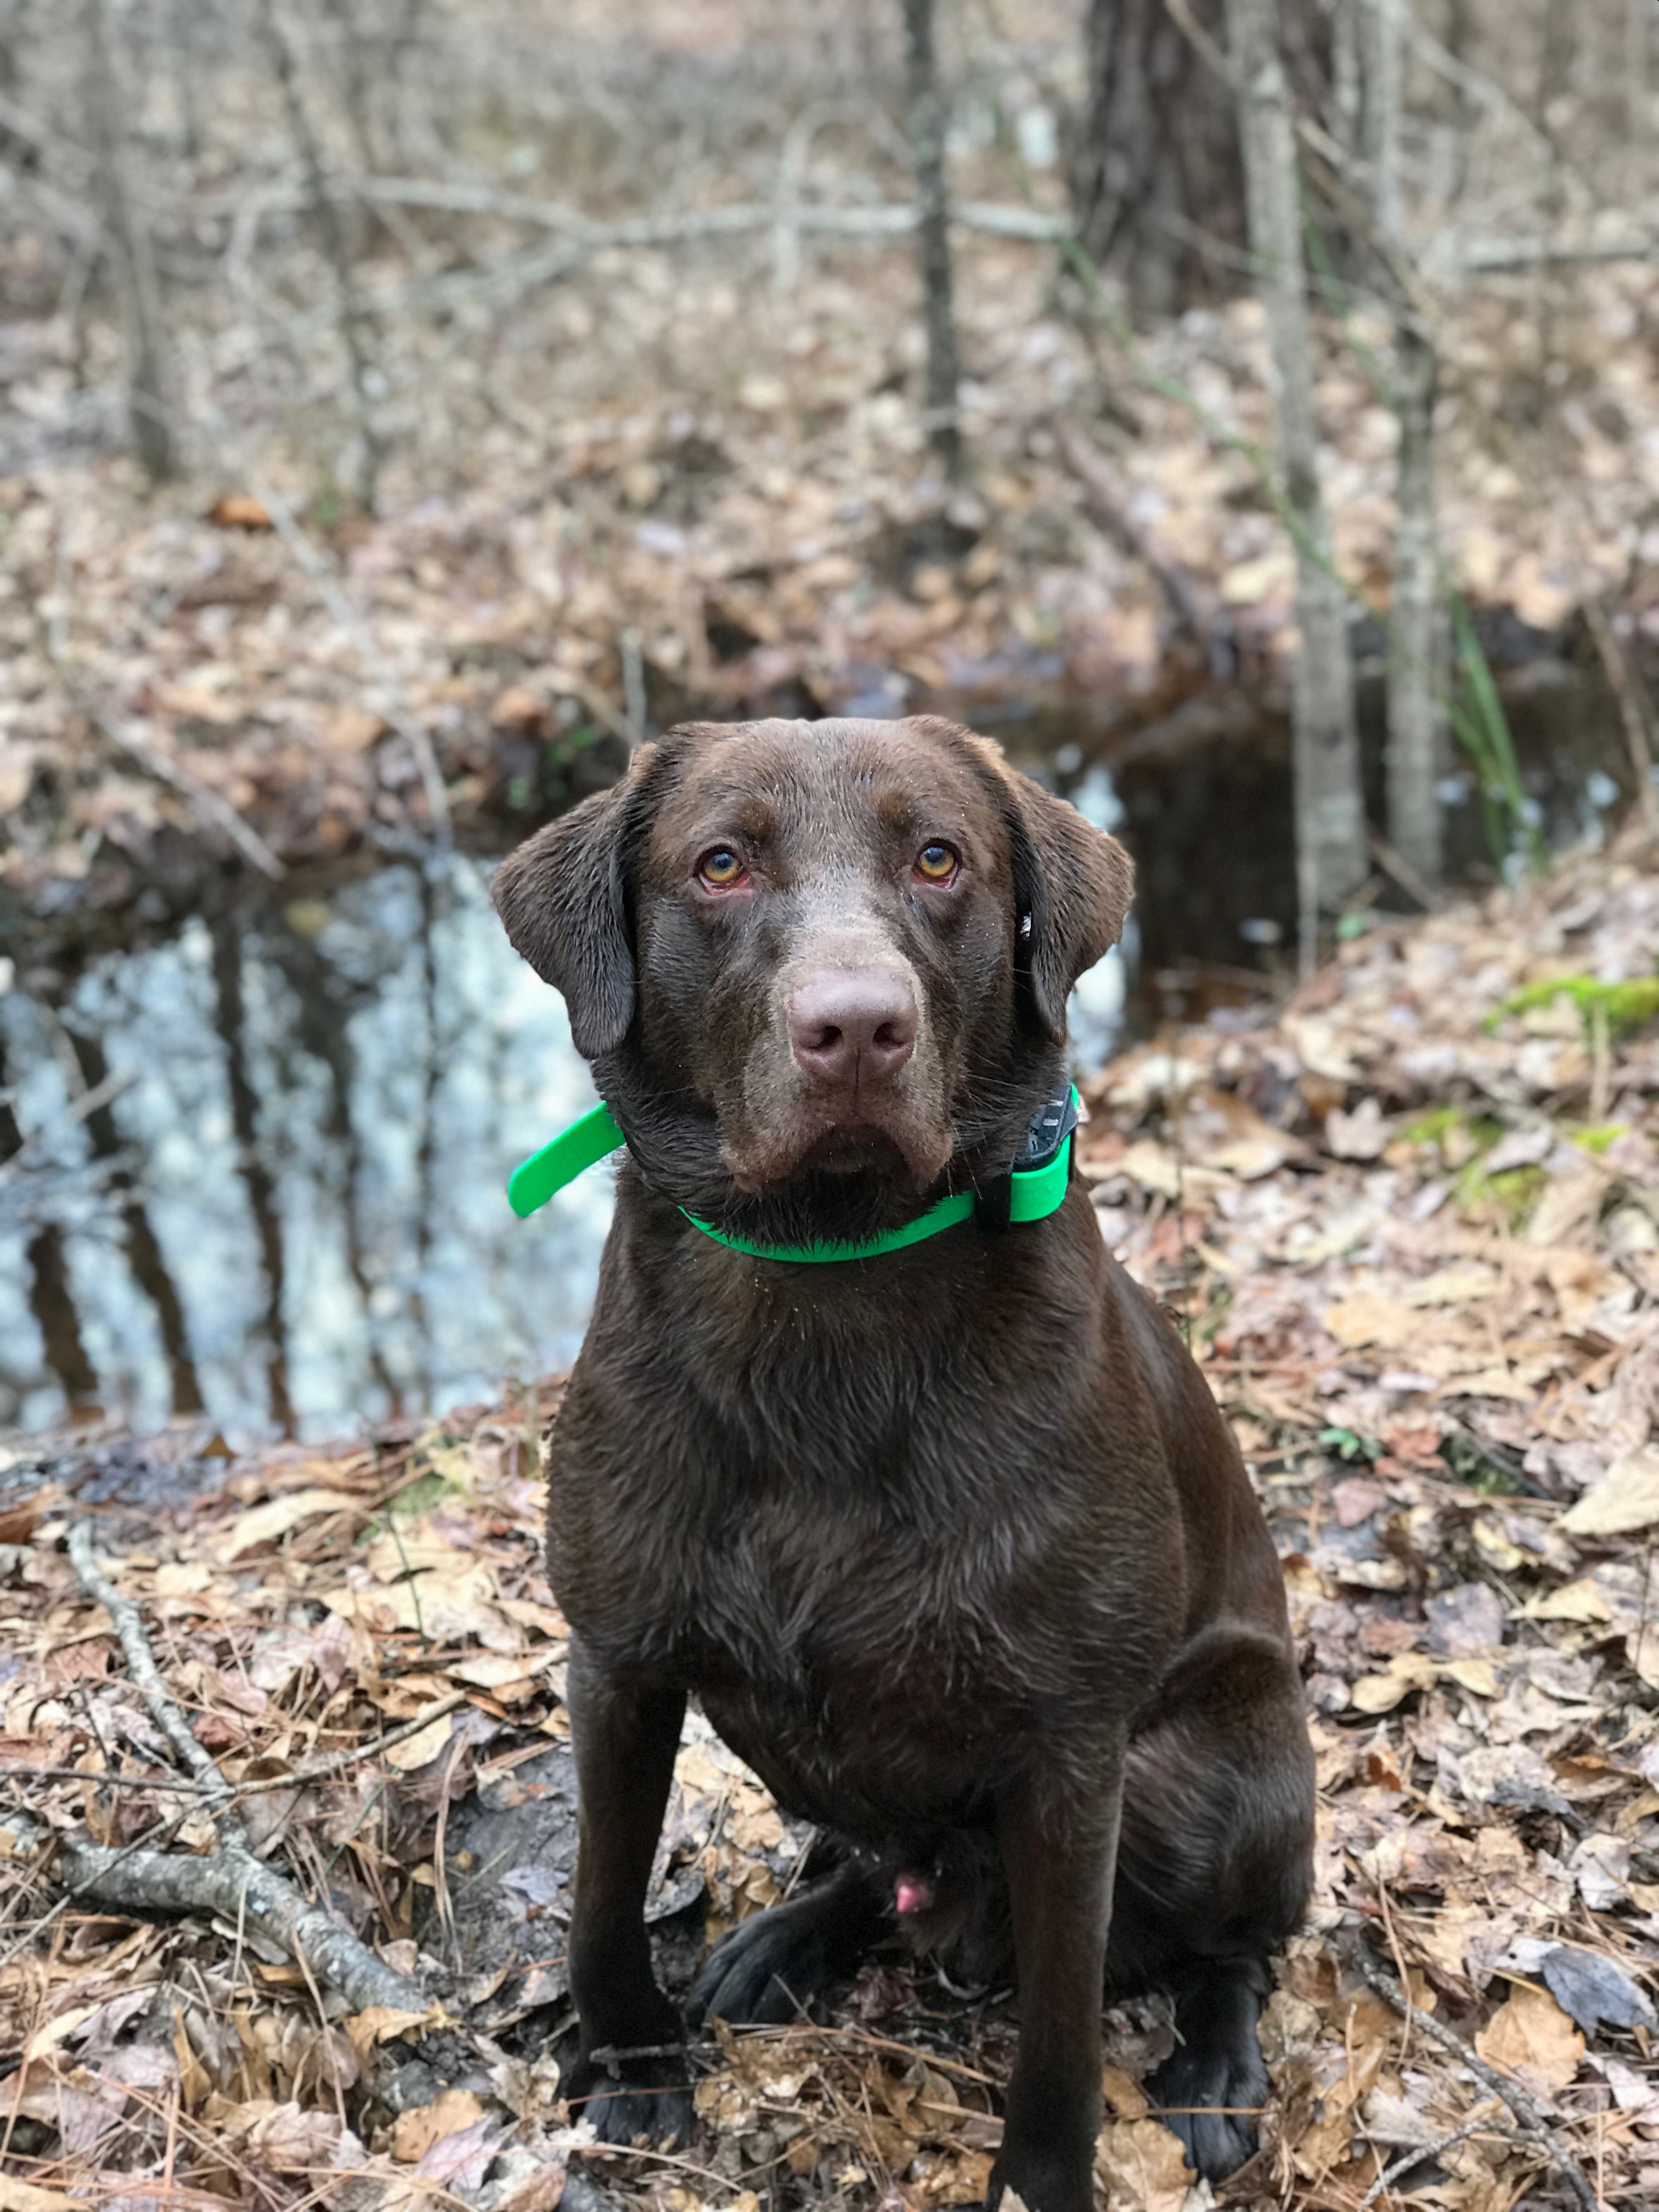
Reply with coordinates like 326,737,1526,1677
493,715,1314,2212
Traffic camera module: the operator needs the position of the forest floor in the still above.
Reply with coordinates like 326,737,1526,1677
5,204,1659,922
3,823,1658,2212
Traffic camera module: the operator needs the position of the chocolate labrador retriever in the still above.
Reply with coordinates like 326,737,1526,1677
494,715,1313,2212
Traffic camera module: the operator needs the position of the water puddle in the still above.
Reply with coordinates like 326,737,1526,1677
1,860,612,1440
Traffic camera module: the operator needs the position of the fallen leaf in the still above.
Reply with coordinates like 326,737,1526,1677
1474,1982,1584,2099
1322,1292,1418,1349
0,2179,75,2212
383,1711,457,1771
1540,1945,1657,2034
1095,2117,1195,2212
243,2102,346,2172
1560,1447,1659,1538
344,2005,440,2061
393,2089,486,2163
209,493,273,529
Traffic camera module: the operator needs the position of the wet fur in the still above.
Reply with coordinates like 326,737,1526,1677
494,718,1314,2211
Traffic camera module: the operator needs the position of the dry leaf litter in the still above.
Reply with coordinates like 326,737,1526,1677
5,218,1659,909
3,828,1659,2212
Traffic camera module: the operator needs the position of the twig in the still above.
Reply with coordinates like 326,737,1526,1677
1351,1953,1599,2212
1368,831,1443,914
9,1690,471,1802
56,1522,428,2013
619,629,647,748
1455,236,1659,276
1358,2103,1508,2210
2,1807,425,2015
335,172,1069,246
1584,601,1658,828
68,1522,238,1822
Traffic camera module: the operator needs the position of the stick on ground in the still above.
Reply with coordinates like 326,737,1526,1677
1352,1953,1598,2212
50,1521,429,2016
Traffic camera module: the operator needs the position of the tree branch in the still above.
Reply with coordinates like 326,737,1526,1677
48,1521,430,2015
1350,1953,1598,2212
3,1808,426,2016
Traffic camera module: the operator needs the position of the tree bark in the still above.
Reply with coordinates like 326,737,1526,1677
257,0,385,510
1362,0,1446,885
899,0,962,478
1074,0,1337,309
1386,316,1444,884
82,0,176,482
1075,0,1246,309
1223,0,1367,957
1357,0,1401,241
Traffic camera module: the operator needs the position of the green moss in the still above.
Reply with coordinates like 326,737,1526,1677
1492,973,1659,1037
1403,1107,1504,1154
1571,1123,1629,1155
382,1470,458,1522
1455,1160,1548,1230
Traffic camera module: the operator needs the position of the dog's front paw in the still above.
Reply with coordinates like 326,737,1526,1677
565,2048,693,2148
988,2138,1094,2212
1146,2027,1266,2181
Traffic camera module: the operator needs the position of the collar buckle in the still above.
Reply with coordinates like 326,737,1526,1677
973,1091,1079,1234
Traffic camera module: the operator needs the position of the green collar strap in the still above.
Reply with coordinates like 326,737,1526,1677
507,1090,1080,1264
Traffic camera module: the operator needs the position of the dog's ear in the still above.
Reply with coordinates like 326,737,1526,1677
491,775,640,1059
1005,774,1134,1044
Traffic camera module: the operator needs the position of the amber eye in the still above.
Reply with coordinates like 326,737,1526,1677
698,847,746,888
915,841,959,884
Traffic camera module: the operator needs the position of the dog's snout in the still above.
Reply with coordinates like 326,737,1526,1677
787,969,917,1086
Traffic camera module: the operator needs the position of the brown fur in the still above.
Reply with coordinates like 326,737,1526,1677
494,718,1313,2211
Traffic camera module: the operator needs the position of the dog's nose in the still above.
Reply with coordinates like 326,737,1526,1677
787,969,917,1086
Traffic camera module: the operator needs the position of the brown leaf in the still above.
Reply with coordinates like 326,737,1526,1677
1094,2118,1194,2212
1474,1982,1584,2099
209,494,273,530
1559,1447,1659,1537
392,2088,486,2163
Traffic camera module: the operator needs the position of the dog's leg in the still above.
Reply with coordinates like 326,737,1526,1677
563,1640,691,2146
1111,1630,1315,2181
990,1751,1124,2212
692,1857,887,2025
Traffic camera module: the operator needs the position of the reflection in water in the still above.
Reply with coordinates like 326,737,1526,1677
0,859,613,1440
1,847,1127,1442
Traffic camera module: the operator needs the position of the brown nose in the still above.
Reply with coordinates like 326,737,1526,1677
787,969,918,1086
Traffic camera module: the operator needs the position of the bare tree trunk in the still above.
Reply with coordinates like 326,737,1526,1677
1075,0,1246,309
1223,0,1366,960
168,0,203,162
1329,0,1361,159
1363,0,1444,885
82,0,176,482
1386,318,1443,884
1357,0,1400,239
899,0,962,479
1627,0,1651,199
257,0,385,510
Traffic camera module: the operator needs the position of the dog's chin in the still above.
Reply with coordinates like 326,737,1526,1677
712,1109,953,1248
798,1122,913,1179
724,1113,949,1201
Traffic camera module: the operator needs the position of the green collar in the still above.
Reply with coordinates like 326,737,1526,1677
507,1092,1080,1264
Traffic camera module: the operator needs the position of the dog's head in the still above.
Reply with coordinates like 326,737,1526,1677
494,716,1131,1241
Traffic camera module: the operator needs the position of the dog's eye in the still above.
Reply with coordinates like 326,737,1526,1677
697,848,747,889
915,842,960,884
